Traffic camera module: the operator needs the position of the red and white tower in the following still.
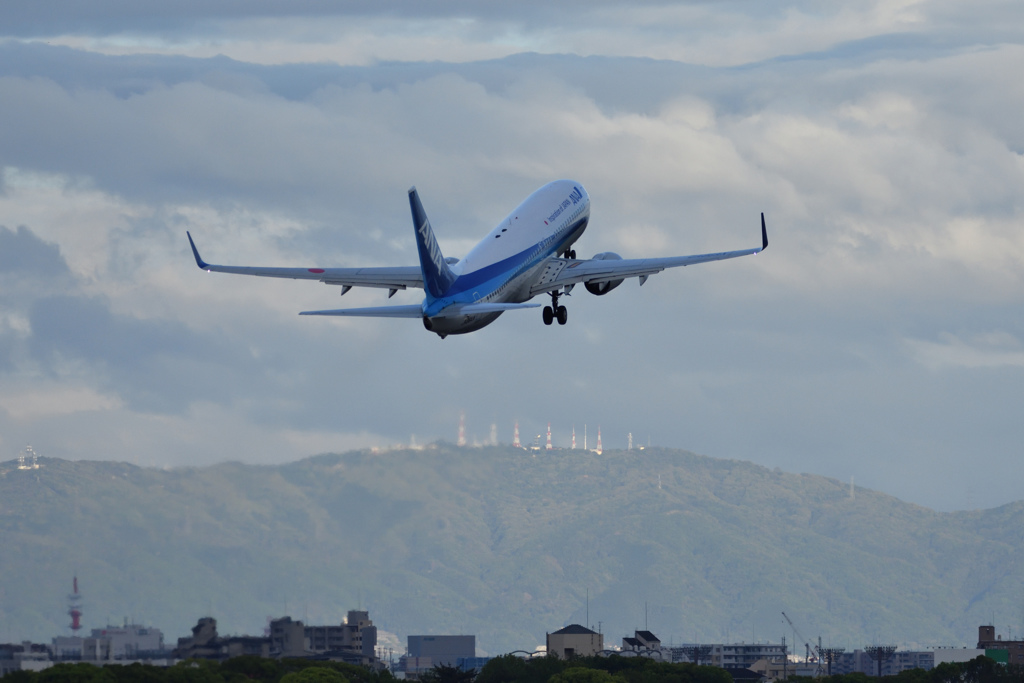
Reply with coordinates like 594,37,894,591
513,421,521,448
545,423,552,450
457,412,466,447
595,427,603,455
68,576,82,632
572,426,576,450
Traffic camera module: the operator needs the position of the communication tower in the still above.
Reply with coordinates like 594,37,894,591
595,427,602,455
513,421,521,448
545,423,552,450
489,423,497,446
457,412,466,447
18,445,40,470
628,432,633,450
68,576,82,632
572,426,576,450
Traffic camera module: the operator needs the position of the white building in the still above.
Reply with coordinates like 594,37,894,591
91,623,165,658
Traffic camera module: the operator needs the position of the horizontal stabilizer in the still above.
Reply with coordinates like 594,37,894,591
299,305,423,318
435,302,542,317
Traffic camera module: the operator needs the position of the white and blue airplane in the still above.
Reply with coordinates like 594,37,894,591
187,180,767,338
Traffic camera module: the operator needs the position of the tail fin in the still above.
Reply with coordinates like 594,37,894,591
409,187,456,299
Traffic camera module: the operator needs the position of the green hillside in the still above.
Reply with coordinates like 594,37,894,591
1,446,1021,654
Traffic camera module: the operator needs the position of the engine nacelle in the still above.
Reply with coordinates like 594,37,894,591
584,252,624,295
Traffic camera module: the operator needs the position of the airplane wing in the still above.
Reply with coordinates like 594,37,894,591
529,213,768,296
187,232,423,293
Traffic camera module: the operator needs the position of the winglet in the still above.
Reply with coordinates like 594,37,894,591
760,213,768,251
187,231,210,270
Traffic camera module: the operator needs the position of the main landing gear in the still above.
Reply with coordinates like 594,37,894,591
543,290,568,326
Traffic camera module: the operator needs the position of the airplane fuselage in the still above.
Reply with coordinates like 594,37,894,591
422,180,590,336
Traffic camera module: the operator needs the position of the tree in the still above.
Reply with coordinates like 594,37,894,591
476,655,532,683
548,668,623,683
419,665,476,683
279,668,350,683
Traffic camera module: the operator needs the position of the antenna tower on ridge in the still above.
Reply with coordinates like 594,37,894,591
546,423,552,450
18,445,40,470
513,421,521,448
595,427,603,455
457,412,466,447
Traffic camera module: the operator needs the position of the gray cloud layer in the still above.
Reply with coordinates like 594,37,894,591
0,3,1022,513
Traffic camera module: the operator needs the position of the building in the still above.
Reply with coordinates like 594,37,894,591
174,617,270,660
622,631,661,655
0,643,52,675
934,649,985,665
888,651,935,673
830,649,935,676
52,636,111,661
399,634,477,679
712,643,787,670
748,657,817,680
90,623,165,658
53,622,166,662
269,611,378,665
667,642,787,670
547,625,603,660
978,625,1024,666
456,657,492,672
270,617,307,658
407,635,475,665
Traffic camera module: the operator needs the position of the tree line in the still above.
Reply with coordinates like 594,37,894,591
2,654,1021,683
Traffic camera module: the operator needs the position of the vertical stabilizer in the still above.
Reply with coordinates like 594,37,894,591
409,187,456,299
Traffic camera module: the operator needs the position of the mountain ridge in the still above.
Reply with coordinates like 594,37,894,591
1,446,1021,653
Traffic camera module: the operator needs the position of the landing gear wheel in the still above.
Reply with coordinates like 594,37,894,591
543,306,554,325
556,305,568,325
569,250,576,259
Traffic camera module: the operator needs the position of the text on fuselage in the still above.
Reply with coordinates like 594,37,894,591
547,187,584,224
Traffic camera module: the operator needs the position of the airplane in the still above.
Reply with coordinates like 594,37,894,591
187,180,767,338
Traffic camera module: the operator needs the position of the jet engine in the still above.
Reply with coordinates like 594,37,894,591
584,252,624,295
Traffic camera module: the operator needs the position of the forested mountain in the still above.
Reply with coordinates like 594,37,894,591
2,446,1021,653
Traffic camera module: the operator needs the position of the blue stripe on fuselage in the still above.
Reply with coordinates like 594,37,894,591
423,212,587,317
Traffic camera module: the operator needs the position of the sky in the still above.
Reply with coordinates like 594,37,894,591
0,0,1022,512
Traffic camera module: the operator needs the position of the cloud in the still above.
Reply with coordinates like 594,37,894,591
0,384,121,420
0,8,1022,514
2,1,992,68
907,331,1024,370
0,223,70,275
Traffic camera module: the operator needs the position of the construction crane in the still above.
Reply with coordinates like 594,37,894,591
782,612,823,675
